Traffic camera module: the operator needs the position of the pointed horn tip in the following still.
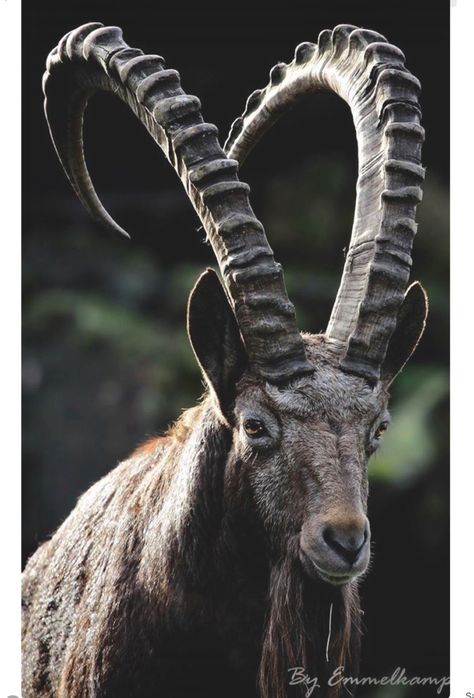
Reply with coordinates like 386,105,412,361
107,219,131,239
89,209,131,240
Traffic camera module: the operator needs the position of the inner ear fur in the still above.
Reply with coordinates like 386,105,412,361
187,269,247,419
381,281,428,385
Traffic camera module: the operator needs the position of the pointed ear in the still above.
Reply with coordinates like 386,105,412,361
187,269,247,419
381,281,428,386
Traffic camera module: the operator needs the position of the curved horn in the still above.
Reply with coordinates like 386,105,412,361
43,23,313,385
224,24,425,383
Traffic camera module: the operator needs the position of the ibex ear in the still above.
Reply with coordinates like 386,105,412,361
187,269,247,419
381,281,428,386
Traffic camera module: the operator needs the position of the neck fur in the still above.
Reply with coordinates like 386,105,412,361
147,398,362,696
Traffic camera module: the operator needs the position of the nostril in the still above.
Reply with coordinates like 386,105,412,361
322,526,336,549
323,525,367,564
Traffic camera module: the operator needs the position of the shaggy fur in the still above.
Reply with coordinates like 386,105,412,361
22,335,391,697
22,264,429,698
31,22,427,695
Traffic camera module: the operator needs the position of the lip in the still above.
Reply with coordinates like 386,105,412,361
312,563,355,586
300,549,358,586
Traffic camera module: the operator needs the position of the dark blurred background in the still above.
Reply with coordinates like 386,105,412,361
23,1,449,696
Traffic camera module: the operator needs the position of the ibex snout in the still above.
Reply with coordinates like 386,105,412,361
299,511,371,586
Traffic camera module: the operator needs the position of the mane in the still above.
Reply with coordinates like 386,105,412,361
23,392,361,697
139,398,363,698
131,402,209,459
144,398,363,698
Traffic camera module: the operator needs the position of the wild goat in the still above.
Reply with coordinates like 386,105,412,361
22,22,427,698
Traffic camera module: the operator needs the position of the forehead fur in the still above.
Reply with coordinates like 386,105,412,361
236,334,389,422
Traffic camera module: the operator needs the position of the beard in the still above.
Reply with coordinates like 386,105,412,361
259,537,362,698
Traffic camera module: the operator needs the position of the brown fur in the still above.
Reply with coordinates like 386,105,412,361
22,335,401,698
32,22,427,695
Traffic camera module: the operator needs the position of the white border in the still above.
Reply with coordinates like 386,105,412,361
0,0,21,694
2,3,466,696
451,0,473,695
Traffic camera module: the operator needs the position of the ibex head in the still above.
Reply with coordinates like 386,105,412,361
188,270,426,589
44,22,427,593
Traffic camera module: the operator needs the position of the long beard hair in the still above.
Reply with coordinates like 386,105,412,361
259,538,362,698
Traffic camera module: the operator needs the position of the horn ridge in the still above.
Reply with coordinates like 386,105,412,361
43,22,313,385
224,24,425,382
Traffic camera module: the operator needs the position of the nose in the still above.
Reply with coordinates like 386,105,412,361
323,523,368,565
300,511,371,584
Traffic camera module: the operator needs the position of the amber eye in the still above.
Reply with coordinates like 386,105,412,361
243,419,266,438
374,421,389,440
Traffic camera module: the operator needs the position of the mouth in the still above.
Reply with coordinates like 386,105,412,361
299,549,358,587
311,563,355,586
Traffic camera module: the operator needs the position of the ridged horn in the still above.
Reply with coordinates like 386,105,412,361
224,24,425,383
43,23,314,385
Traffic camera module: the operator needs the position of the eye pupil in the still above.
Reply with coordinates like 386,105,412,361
375,422,388,439
244,419,265,437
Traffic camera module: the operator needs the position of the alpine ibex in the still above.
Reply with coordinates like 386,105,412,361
22,22,427,698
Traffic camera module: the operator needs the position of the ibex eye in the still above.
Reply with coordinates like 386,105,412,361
374,421,389,440
243,419,266,438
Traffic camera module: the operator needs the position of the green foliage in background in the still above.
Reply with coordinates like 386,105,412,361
23,153,449,502
23,154,449,697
